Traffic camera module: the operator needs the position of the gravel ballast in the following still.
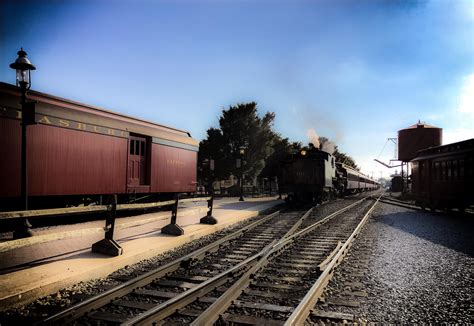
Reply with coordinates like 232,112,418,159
316,202,473,323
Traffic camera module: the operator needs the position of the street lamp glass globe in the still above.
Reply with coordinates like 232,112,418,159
9,48,36,89
16,69,29,85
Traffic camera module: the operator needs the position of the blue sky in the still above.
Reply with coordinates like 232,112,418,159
1,0,473,178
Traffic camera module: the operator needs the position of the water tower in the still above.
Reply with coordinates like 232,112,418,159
398,121,442,162
398,121,442,190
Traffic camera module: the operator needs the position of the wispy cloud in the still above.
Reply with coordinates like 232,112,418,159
443,73,474,144
457,73,474,123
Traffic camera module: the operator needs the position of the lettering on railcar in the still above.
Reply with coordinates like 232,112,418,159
38,116,52,124
59,119,70,127
0,106,129,138
166,159,185,166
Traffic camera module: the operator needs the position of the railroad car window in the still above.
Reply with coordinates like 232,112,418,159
453,160,458,179
434,162,440,181
135,141,140,155
141,141,145,156
467,158,473,177
447,161,452,179
130,140,135,155
441,161,446,180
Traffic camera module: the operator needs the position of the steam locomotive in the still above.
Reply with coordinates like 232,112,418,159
279,146,379,203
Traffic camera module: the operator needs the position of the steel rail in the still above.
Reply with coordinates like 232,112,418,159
40,210,279,325
284,193,383,325
127,242,277,326
191,197,368,325
190,240,277,326
378,197,421,211
277,196,367,248
123,207,315,325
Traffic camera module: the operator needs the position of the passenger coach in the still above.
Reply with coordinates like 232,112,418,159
0,82,198,210
411,138,474,211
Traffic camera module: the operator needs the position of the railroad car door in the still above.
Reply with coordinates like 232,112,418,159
128,136,147,186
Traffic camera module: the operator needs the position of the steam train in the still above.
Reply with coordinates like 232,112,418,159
0,82,198,210
411,138,474,211
279,146,379,203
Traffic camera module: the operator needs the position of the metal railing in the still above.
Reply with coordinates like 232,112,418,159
0,195,215,256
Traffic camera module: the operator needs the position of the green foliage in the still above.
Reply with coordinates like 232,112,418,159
333,149,359,170
260,137,302,178
199,102,276,181
199,102,361,183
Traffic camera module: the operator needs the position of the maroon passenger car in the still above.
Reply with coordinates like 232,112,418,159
0,82,198,210
411,138,474,211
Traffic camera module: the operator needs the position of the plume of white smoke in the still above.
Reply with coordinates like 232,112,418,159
307,128,320,149
321,140,336,155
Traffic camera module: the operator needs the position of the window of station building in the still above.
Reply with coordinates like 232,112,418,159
459,159,465,178
130,140,135,155
447,160,452,179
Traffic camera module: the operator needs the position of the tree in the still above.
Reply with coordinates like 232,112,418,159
333,148,358,170
199,102,276,183
259,136,302,178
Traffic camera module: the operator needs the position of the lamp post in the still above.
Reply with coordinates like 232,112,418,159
10,48,36,238
239,147,245,201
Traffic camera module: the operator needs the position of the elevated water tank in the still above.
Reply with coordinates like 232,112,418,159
398,122,442,162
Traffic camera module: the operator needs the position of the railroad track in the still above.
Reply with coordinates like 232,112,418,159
187,195,380,325
41,207,308,325
41,195,380,325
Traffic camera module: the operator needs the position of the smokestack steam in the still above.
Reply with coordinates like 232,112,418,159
307,128,320,149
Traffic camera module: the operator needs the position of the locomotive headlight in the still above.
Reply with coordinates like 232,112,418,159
301,150,307,156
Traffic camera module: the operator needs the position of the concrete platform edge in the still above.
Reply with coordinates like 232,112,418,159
0,201,278,311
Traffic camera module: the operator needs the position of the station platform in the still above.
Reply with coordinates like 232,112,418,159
0,196,283,311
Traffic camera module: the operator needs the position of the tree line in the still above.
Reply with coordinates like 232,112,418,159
198,102,358,187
